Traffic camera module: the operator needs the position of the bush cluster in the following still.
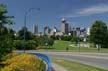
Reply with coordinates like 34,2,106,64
13,40,38,50
0,53,46,71
13,35,55,50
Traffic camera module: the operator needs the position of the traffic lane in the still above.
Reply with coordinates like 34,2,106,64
47,54,108,70
78,54,108,57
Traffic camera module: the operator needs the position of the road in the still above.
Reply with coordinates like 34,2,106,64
15,51,108,70
36,52,108,70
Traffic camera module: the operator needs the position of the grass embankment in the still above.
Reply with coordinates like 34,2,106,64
53,58,108,71
45,40,108,52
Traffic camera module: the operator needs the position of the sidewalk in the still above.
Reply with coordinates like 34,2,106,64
52,63,68,71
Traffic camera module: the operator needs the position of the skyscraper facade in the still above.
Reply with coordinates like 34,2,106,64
33,24,38,35
61,18,69,35
44,26,50,35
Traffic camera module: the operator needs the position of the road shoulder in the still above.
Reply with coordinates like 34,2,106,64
52,63,68,71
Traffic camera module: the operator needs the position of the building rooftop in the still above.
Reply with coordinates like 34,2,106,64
61,17,66,22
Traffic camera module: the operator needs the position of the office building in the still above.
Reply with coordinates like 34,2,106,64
61,18,69,35
44,26,51,35
33,24,38,35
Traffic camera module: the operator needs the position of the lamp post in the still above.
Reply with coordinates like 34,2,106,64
77,36,80,52
23,8,40,53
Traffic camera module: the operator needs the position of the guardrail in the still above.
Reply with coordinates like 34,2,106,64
30,53,52,71
16,52,52,71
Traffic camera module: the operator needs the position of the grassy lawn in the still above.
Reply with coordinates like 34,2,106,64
53,58,108,71
44,40,108,53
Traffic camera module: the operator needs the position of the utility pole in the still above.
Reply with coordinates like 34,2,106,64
23,8,40,53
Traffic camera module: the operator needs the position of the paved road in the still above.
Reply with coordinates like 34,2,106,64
36,52,108,70
15,51,108,70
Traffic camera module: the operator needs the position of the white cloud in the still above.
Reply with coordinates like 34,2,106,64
65,4,108,18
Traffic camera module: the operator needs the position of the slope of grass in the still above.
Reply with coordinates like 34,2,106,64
53,58,108,71
45,40,108,52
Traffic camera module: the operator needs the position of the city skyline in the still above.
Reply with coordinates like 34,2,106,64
34,18,87,37
1,0,108,32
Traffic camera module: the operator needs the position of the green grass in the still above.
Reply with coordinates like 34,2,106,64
53,58,108,71
43,40,108,52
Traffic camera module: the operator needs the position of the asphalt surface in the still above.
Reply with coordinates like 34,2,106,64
36,52,108,70
15,51,108,70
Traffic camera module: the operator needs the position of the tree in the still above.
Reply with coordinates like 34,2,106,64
9,28,15,39
48,38,54,46
0,3,14,61
71,36,80,44
13,40,38,50
90,20,108,48
17,27,33,40
0,4,14,25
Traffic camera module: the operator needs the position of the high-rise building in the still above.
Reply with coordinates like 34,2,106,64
65,23,69,35
69,25,72,32
61,18,69,35
33,24,38,35
76,27,81,37
61,18,66,34
87,27,90,35
80,27,87,37
44,26,50,35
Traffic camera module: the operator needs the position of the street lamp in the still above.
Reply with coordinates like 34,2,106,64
77,36,80,52
23,8,40,53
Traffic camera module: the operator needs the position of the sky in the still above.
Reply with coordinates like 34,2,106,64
1,0,108,32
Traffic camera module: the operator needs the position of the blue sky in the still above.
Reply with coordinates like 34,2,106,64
1,0,108,32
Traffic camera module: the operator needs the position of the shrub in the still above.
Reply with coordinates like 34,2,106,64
13,40,22,50
48,38,54,46
60,36,72,41
26,40,38,50
35,36,54,48
1,53,46,71
13,40,38,50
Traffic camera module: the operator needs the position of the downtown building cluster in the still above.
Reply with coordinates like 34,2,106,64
33,18,90,38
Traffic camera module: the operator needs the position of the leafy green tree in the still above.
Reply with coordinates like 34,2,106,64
90,20,108,48
71,36,80,44
50,35,56,40
0,3,14,61
48,38,54,46
13,40,38,50
26,40,38,50
13,40,22,50
106,28,108,48
17,27,33,40
34,36,54,48
9,28,15,39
